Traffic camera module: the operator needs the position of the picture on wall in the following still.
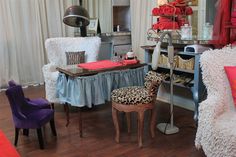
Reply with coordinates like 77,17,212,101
87,18,101,35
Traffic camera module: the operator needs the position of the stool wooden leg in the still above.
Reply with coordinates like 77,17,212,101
126,112,131,134
150,108,157,138
138,111,145,148
112,106,120,143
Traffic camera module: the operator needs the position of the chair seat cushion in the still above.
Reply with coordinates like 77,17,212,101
111,86,152,105
27,98,50,109
16,109,54,129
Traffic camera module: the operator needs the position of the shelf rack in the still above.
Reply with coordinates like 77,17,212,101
141,44,206,121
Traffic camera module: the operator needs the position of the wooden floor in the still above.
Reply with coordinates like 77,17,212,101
0,85,206,157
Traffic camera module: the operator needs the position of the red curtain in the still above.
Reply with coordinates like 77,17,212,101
211,0,236,48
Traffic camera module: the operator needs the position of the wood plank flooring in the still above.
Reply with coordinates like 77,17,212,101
0,85,206,157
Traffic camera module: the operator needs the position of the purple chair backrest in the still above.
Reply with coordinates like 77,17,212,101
8,80,17,87
8,80,26,101
5,85,28,120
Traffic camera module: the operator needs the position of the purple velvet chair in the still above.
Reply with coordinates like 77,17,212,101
8,80,52,109
5,85,57,149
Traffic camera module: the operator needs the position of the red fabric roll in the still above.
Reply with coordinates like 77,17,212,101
153,21,180,30
159,17,173,23
175,8,182,15
161,6,181,16
152,8,159,16
169,2,178,6
158,7,164,15
152,23,159,30
185,7,193,15
159,21,179,30
177,16,188,26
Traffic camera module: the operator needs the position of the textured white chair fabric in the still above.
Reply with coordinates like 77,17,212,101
195,46,236,157
42,37,101,103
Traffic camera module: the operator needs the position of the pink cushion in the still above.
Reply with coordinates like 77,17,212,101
224,66,236,108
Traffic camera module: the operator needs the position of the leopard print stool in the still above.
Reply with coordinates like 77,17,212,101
111,71,164,147
111,86,152,105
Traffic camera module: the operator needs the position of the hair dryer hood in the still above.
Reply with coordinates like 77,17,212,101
63,5,90,27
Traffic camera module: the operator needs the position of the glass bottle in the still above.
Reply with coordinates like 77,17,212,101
181,24,192,40
112,52,118,62
202,23,213,40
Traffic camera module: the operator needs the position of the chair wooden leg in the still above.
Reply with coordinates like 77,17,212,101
150,108,157,138
138,111,145,148
112,106,120,143
126,112,131,134
14,128,19,146
64,103,70,127
23,129,29,136
51,103,54,110
50,119,57,136
37,128,44,149
137,113,140,146
78,109,82,137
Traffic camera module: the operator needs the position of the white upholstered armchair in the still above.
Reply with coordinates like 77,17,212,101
195,46,236,157
42,37,101,103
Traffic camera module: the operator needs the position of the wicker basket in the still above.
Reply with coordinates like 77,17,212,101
177,56,194,70
159,54,168,65
173,56,178,67
158,54,178,68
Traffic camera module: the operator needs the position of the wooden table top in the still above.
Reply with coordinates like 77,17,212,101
141,45,155,50
56,63,146,77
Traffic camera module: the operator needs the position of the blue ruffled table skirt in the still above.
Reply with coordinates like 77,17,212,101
56,67,145,107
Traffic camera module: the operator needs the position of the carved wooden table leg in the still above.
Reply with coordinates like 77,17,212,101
138,111,145,148
64,103,70,127
126,112,131,134
78,109,82,137
112,106,120,143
